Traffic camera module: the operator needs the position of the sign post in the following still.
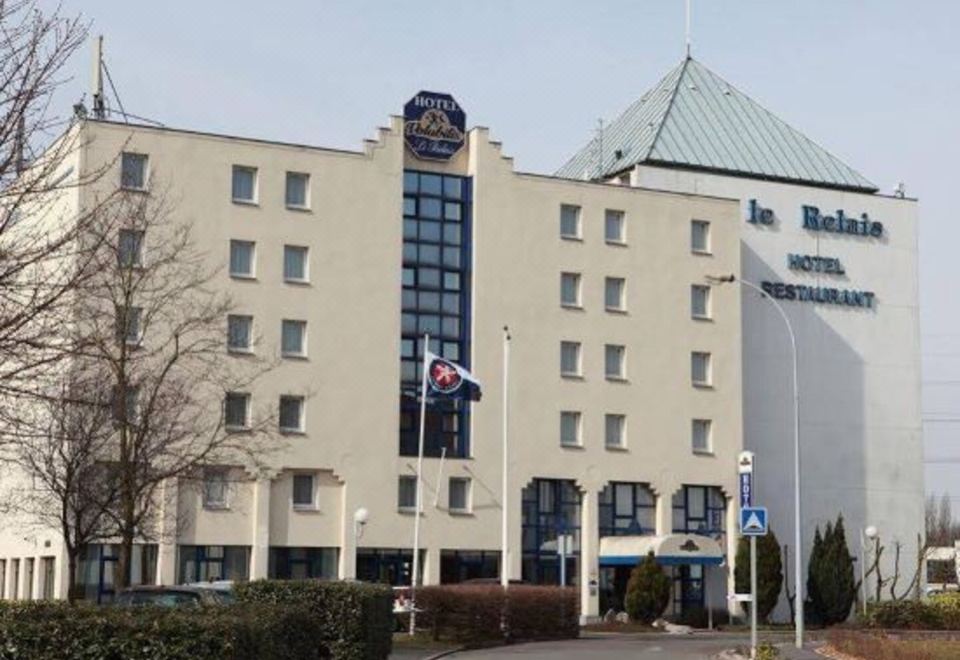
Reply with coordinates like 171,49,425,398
738,451,764,660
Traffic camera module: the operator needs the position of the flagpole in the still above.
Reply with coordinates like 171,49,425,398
501,326,510,588
409,333,429,635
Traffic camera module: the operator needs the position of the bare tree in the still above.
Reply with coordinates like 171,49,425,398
78,183,278,588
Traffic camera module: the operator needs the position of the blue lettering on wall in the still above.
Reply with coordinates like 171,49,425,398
761,281,875,309
801,205,883,238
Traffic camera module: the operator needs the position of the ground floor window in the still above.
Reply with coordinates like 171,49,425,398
599,482,656,537
178,545,249,584
522,478,581,586
672,485,726,545
356,548,424,586
75,544,157,603
671,564,705,615
40,557,55,600
440,550,500,583
268,547,338,580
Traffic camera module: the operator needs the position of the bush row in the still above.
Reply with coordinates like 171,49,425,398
865,594,960,630
414,584,579,645
0,602,320,660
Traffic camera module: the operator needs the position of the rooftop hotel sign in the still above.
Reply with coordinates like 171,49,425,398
747,199,878,309
404,91,466,161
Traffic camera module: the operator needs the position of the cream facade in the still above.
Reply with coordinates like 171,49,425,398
0,112,743,618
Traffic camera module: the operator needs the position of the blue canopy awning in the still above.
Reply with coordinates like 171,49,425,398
599,534,724,567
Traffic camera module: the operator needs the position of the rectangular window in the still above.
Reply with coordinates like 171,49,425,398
224,392,250,430
560,341,581,377
560,411,581,447
691,285,711,319
203,468,228,509
605,210,625,244
605,414,626,449
691,220,710,254
41,557,55,600
398,475,417,510
560,272,581,307
229,240,255,278
449,477,471,513
118,229,144,268
227,315,253,353
115,306,143,345
692,352,712,386
605,344,626,380
121,152,148,190
279,395,304,433
283,245,308,282
231,165,257,203
292,473,315,508
605,277,625,311
281,320,307,357
285,172,309,209
692,419,712,453
560,204,581,239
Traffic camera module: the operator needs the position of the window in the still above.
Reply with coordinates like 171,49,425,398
118,229,144,267
605,344,626,380
398,475,417,510
600,483,656,537
691,285,711,319
41,557,55,600
115,306,142,345
121,152,148,190
691,220,710,253
279,395,304,433
692,419,712,453
560,341,581,377
692,352,712,386
229,240,255,278
285,172,309,208
560,204,581,239
560,411,581,447
269,547,338,580
605,414,626,449
605,210,625,243
113,384,139,426
178,545,250,584
231,165,257,203
560,272,581,307
203,468,228,509
449,477,471,513
281,320,306,357
605,277,625,311
283,245,308,282
292,473,315,508
227,315,253,353
224,392,250,430
521,479,581,585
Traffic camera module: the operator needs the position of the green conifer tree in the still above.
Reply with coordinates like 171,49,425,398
734,528,784,622
806,515,857,625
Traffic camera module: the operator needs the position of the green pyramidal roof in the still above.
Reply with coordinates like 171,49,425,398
556,57,878,192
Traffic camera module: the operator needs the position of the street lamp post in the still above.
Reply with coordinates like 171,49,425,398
710,274,803,650
861,525,879,616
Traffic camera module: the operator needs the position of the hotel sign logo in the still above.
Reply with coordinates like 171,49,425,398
404,91,465,161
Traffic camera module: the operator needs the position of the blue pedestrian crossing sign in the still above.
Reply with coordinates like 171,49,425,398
740,506,769,536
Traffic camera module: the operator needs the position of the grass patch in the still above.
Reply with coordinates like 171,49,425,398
827,630,960,660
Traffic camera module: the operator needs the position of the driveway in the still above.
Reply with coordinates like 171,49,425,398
448,633,823,659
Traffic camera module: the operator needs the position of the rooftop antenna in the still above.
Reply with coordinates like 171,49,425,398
685,0,692,58
91,35,106,119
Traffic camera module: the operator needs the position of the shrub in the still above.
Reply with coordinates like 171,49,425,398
930,593,960,630
806,515,856,625
413,584,578,645
734,527,783,622
234,579,394,660
624,551,671,624
865,600,943,630
0,601,321,659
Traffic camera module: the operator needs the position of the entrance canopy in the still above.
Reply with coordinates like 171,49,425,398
599,534,723,567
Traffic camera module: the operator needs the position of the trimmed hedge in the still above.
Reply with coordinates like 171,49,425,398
0,601,320,659
415,584,578,644
865,594,960,630
234,579,393,660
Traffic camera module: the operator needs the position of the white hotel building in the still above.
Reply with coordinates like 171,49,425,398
0,56,921,620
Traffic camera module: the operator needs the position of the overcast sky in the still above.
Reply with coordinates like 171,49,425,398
40,1,960,505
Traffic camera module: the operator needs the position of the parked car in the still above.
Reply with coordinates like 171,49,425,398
114,585,231,607
185,580,235,604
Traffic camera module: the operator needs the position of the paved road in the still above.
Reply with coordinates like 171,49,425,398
448,633,823,660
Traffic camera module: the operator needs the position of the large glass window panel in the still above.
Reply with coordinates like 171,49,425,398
403,172,418,193
443,177,462,199
420,174,442,196
420,221,441,242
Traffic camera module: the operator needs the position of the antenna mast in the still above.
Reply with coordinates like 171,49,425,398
92,35,106,119
685,0,692,57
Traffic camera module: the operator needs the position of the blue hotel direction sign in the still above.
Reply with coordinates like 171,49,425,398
403,91,466,161
739,473,752,508
740,506,769,536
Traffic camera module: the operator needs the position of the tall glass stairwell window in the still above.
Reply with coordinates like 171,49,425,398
399,171,471,458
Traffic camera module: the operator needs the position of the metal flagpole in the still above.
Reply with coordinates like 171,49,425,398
501,326,510,588
409,333,430,635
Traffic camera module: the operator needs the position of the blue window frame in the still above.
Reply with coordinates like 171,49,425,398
356,548,425,586
75,543,157,603
521,479,581,586
177,545,250,584
670,485,726,615
599,482,656,537
268,547,338,580
399,170,472,458
440,550,500,584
